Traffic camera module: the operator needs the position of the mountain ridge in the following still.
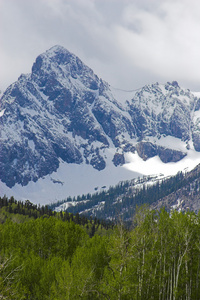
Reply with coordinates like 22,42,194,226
1,45,200,204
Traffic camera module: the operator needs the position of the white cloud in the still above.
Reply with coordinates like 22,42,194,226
116,1,200,88
1,0,200,92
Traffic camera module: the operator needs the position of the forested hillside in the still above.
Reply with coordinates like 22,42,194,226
51,163,200,220
1,197,200,299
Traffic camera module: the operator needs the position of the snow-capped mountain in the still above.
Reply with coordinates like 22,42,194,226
1,45,200,204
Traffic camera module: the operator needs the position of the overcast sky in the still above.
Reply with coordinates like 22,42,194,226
1,0,200,92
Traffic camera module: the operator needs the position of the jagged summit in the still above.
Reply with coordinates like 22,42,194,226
31,45,100,90
32,45,77,72
47,44,71,53
35,44,76,61
1,46,200,203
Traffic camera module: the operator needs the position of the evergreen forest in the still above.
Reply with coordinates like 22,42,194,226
1,196,200,299
49,167,200,220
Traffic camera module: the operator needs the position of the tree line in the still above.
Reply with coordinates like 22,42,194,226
0,195,112,232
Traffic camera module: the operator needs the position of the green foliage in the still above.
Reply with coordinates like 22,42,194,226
51,235,109,299
0,255,26,299
0,196,54,223
2,197,200,299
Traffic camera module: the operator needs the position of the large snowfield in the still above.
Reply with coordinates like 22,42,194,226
1,139,200,205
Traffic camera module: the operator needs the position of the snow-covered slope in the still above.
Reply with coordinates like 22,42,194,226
1,45,200,204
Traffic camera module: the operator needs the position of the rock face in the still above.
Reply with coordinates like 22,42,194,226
136,142,187,163
0,46,200,188
127,81,196,141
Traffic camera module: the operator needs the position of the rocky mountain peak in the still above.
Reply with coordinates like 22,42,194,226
31,45,100,92
1,45,200,197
